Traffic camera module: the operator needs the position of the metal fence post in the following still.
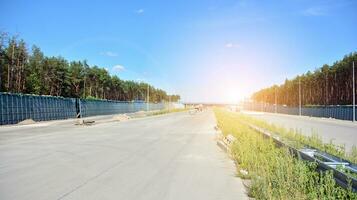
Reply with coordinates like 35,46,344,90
353,61,355,122
0,93,3,125
299,77,302,116
275,87,277,114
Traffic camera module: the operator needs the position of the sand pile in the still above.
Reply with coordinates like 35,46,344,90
18,119,36,125
113,114,131,121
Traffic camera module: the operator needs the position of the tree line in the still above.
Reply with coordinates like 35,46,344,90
252,53,357,106
0,33,180,102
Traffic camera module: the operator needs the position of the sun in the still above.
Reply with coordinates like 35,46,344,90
221,88,243,103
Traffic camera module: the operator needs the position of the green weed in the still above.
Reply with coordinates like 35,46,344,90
214,108,357,199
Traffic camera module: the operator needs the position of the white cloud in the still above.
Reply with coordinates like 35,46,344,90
113,65,125,72
302,7,327,16
225,43,239,48
100,51,118,57
135,9,144,14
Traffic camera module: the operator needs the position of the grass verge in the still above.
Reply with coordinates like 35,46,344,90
238,112,357,164
214,108,356,199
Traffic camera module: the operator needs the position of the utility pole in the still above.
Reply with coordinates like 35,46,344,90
275,87,277,113
299,77,302,116
353,61,355,122
83,79,86,98
325,71,328,107
0,33,4,90
147,84,149,111
168,95,171,112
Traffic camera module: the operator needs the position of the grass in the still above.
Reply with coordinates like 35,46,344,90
214,108,356,199
236,113,357,164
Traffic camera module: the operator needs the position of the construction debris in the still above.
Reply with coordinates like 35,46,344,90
75,119,95,126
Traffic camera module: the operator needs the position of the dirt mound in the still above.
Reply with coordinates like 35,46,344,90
18,119,36,125
133,111,147,118
113,114,131,121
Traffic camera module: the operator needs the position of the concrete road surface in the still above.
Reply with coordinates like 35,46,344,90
243,111,357,151
0,110,247,200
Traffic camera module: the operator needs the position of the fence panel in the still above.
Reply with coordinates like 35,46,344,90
1,93,168,125
243,102,355,121
79,99,166,118
0,93,77,125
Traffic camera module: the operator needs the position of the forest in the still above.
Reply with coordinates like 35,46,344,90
0,33,180,102
252,53,357,106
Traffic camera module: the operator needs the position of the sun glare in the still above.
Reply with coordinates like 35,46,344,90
221,88,243,103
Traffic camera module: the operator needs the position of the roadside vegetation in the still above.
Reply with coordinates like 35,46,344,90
237,113,357,164
214,108,356,199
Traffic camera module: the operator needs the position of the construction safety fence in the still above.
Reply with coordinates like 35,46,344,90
79,99,165,118
0,92,166,125
243,102,356,121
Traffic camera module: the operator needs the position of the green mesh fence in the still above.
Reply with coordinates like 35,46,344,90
79,99,166,117
0,93,77,125
0,92,167,125
243,102,356,121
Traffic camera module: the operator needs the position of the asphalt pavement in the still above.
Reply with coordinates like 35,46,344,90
0,110,247,200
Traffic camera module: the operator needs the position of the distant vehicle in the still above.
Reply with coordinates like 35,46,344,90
189,104,203,115
195,104,203,112
228,105,240,112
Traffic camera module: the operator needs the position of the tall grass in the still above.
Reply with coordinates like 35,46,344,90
237,113,357,163
214,108,356,199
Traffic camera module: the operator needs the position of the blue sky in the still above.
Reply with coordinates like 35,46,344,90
1,0,356,103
